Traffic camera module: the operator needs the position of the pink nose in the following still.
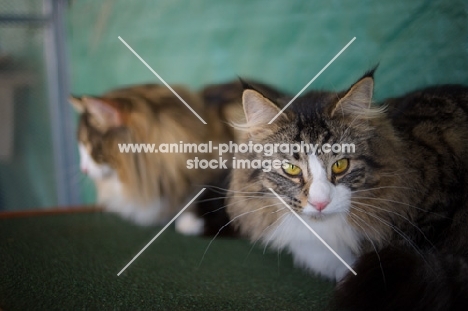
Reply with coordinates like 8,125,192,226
81,167,88,175
309,200,330,211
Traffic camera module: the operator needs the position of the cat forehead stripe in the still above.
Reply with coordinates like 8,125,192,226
268,37,356,124
118,36,207,124
268,188,358,276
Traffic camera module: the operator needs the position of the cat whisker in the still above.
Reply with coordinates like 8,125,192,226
199,198,284,217
350,200,434,248
271,207,287,214
377,169,419,177
351,185,414,193
195,192,287,205
197,184,259,194
351,205,428,265
198,202,284,267
351,196,449,218
195,195,260,205
347,213,386,287
263,212,291,255
348,209,388,245
243,211,289,265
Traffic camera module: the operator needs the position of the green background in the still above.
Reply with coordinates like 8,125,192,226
1,0,467,210
67,0,468,203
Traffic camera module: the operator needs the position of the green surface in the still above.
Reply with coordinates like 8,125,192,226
0,212,333,310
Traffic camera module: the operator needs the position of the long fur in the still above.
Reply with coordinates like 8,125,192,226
73,83,240,226
227,70,468,309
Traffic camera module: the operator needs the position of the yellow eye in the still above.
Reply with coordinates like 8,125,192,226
282,162,302,176
332,159,349,175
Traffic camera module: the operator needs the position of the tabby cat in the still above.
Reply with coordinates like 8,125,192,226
70,81,284,235
70,83,240,234
227,70,468,310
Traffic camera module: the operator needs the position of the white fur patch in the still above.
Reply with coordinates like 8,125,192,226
264,154,360,281
96,174,168,226
265,213,359,281
175,212,205,236
79,143,168,226
78,143,113,180
307,155,333,207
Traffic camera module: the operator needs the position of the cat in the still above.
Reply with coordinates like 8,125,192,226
70,80,282,236
227,69,468,310
70,83,239,234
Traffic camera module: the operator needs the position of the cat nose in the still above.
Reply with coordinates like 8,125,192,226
81,167,88,175
309,200,330,211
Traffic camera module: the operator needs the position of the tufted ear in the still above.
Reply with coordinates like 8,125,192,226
82,97,124,128
242,89,281,126
69,96,86,113
331,75,374,118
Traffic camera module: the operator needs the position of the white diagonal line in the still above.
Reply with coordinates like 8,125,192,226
118,36,207,124
117,188,206,276
268,188,357,276
268,37,356,124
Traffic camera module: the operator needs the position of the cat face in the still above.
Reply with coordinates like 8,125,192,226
70,96,123,181
227,72,394,245
244,75,380,213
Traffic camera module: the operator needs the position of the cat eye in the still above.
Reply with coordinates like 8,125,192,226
332,159,349,175
282,162,302,176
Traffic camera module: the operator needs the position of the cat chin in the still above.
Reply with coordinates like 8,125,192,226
264,212,360,281
301,205,341,220
301,211,331,221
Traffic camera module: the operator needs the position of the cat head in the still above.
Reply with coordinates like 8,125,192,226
70,85,212,205
70,96,126,181
228,70,400,242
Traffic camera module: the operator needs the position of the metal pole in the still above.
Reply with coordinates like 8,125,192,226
44,0,80,207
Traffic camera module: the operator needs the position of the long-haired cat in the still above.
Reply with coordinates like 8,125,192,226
70,83,239,233
227,70,468,310
70,81,282,236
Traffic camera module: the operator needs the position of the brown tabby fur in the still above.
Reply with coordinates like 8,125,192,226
227,70,468,310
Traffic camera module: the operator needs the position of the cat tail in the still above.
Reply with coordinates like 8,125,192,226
330,247,468,311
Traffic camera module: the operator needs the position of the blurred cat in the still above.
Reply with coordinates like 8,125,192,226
71,80,283,236
70,83,238,234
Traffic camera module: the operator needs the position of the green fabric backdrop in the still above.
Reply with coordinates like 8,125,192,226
67,0,468,203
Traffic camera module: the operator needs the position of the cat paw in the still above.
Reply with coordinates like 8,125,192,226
175,212,205,236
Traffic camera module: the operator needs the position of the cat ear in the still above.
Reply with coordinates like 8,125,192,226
242,89,281,126
69,96,85,113
331,75,374,118
82,97,123,127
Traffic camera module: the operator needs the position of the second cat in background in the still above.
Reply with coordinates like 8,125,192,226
70,82,243,235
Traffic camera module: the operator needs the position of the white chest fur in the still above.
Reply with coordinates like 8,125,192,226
96,175,168,226
264,213,360,281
